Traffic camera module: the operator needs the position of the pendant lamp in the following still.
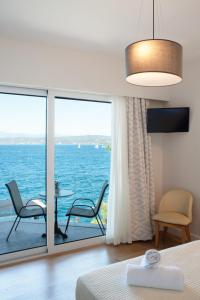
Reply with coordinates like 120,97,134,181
125,0,182,86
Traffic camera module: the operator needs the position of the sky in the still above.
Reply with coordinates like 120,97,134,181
0,94,111,136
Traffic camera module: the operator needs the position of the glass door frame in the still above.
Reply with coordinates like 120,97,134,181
47,89,110,254
0,85,48,264
0,86,110,264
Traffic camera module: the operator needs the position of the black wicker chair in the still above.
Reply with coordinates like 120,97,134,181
65,181,109,235
5,180,46,240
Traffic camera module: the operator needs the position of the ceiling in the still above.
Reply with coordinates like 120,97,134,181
0,0,199,60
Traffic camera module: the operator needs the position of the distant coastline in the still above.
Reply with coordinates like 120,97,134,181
0,134,111,145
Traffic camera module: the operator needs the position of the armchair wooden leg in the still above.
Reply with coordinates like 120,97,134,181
163,226,168,242
155,221,160,249
185,225,191,242
181,226,187,244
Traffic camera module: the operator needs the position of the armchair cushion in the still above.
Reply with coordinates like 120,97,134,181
153,211,191,226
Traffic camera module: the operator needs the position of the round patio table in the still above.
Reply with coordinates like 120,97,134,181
39,189,74,239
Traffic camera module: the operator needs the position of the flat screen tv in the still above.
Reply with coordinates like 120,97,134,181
147,107,190,133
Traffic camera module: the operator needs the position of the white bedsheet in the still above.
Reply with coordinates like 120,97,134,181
76,241,200,300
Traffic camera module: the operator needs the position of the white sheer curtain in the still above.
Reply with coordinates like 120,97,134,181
106,97,155,245
106,96,132,245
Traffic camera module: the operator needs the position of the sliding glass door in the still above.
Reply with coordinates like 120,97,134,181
0,87,111,262
54,98,111,245
0,91,47,256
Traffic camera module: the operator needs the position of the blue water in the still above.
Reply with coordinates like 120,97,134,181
0,145,110,221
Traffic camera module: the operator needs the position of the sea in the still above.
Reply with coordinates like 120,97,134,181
0,144,110,222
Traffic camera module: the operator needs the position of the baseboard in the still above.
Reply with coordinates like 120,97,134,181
191,232,200,240
166,227,200,241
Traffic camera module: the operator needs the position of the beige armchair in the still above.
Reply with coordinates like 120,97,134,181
153,188,193,248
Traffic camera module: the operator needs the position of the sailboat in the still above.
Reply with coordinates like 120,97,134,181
95,144,99,149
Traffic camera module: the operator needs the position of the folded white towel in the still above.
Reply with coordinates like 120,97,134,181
127,264,184,291
140,249,161,268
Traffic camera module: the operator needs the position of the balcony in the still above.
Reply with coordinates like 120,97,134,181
0,217,104,255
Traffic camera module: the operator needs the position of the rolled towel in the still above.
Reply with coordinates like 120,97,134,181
127,264,184,291
140,249,161,268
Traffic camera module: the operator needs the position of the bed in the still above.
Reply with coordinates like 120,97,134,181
76,241,200,300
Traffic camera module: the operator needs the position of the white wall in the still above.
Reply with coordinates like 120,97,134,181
0,36,171,100
162,59,200,238
151,133,164,209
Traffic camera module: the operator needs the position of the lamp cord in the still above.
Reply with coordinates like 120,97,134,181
153,0,155,39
